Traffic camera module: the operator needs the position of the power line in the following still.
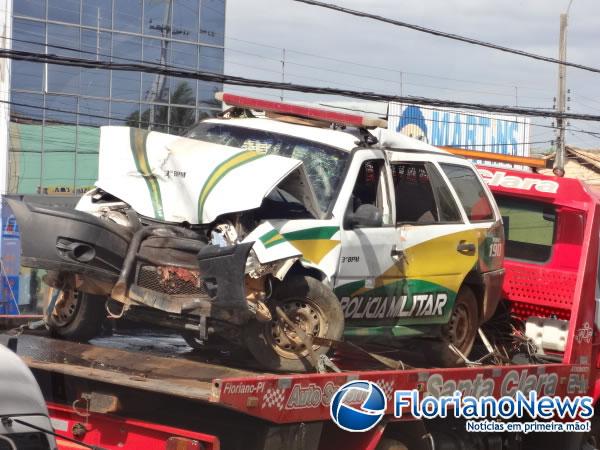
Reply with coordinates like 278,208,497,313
292,0,600,75
3,48,600,122
226,35,551,92
8,33,550,102
7,20,557,101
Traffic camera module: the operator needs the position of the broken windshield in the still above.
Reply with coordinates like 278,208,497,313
187,122,349,213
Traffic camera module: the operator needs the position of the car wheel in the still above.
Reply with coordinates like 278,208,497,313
436,285,478,367
45,287,106,342
244,275,344,372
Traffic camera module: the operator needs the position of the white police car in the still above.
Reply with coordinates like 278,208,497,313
11,94,504,372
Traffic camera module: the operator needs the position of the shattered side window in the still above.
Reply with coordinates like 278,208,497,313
187,122,348,213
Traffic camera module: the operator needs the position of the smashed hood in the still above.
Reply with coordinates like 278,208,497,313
95,126,320,224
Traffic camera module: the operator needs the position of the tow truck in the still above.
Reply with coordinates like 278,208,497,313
1,101,599,450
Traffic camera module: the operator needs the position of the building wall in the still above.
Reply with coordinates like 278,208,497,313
7,0,226,195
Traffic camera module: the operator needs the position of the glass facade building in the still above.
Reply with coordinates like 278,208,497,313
8,0,225,195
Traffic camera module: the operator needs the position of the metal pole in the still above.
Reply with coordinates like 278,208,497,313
553,13,568,177
399,71,403,96
280,48,286,101
96,8,100,62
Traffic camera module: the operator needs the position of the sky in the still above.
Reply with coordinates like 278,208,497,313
222,0,600,150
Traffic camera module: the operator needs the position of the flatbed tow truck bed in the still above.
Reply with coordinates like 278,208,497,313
0,329,585,424
0,332,251,404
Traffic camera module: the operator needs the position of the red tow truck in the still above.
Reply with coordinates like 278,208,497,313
2,135,600,450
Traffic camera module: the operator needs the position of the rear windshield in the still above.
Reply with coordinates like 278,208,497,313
187,122,348,213
495,195,556,263
440,164,495,221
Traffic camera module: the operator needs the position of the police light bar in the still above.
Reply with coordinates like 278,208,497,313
215,92,388,129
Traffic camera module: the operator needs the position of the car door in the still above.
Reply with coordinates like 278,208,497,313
390,158,478,327
333,150,404,323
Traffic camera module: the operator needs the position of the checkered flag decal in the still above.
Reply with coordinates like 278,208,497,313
375,379,395,400
262,388,286,410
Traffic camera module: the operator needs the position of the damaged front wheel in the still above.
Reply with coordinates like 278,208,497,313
44,287,107,342
244,275,344,372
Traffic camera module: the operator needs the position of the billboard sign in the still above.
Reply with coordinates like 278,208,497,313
388,102,531,159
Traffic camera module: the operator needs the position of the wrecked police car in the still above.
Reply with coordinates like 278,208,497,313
10,94,505,372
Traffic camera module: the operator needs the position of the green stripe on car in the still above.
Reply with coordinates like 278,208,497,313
129,128,164,220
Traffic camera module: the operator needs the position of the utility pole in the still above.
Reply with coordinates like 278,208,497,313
399,71,403,97
280,48,286,102
146,0,188,130
554,1,574,176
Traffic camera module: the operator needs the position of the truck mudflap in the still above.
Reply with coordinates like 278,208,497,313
7,199,130,281
481,268,505,322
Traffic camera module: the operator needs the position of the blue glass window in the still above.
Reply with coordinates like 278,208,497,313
114,0,142,33
11,92,44,123
169,105,195,135
45,94,77,126
111,72,141,101
169,79,196,106
47,23,80,57
144,0,171,38
171,42,197,69
14,0,46,19
48,0,80,24
173,0,199,42
112,33,142,62
142,38,170,103
199,45,223,73
78,98,109,127
140,103,168,132
200,0,224,46
81,29,111,59
47,24,80,95
110,101,142,126
13,18,45,49
12,20,45,91
82,0,112,29
197,81,221,107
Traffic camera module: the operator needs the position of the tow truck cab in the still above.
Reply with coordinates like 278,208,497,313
478,165,600,376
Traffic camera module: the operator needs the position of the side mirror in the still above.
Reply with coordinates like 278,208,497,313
345,204,383,229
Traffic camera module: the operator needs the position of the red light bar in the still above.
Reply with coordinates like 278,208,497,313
215,92,387,129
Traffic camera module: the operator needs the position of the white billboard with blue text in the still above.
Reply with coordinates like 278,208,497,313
388,102,531,159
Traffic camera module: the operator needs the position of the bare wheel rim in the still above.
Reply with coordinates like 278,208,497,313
267,297,329,360
447,303,470,349
50,288,80,327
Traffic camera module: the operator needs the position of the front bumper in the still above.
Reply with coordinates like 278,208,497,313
10,200,255,325
8,199,129,281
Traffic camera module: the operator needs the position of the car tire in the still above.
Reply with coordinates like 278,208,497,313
244,275,344,372
434,285,479,367
45,287,106,342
